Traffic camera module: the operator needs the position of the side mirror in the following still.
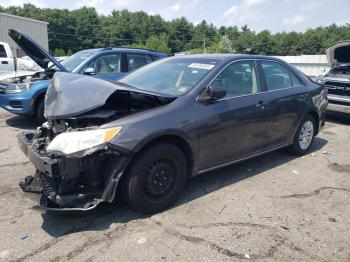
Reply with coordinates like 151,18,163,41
83,67,95,75
200,85,227,102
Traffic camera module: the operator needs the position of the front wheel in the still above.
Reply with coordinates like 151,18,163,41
288,115,316,156
121,143,188,213
35,98,46,125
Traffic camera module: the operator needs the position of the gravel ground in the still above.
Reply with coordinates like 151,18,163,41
0,108,349,262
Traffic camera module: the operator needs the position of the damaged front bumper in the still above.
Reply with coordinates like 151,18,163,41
18,131,131,211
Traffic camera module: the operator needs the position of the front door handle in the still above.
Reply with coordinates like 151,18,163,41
256,100,266,109
1,61,8,64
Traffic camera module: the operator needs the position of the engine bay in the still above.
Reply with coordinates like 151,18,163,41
2,69,55,84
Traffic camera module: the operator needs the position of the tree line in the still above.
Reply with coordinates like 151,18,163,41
1,4,350,56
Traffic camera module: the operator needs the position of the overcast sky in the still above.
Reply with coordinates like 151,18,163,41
1,0,349,33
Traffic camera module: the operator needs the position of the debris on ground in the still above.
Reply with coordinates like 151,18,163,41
218,204,227,215
245,253,250,259
20,235,28,240
292,170,299,174
240,208,248,214
280,226,290,230
328,218,336,222
322,151,334,155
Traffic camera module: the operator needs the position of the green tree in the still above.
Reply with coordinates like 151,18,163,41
216,35,234,53
53,48,66,56
1,4,350,56
144,33,171,54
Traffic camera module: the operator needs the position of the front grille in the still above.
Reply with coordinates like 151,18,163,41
329,99,350,106
325,81,350,96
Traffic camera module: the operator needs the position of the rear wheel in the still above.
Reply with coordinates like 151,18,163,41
288,115,316,156
35,98,46,125
121,143,187,213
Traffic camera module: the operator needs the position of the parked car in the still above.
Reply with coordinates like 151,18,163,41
0,42,38,72
0,29,167,123
315,41,350,114
18,54,328,213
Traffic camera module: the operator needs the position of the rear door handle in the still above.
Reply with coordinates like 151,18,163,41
256,100,266,109
1,61,8,64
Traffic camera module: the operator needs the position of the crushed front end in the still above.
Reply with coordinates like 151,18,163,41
17,72,173,211
18,122,131,211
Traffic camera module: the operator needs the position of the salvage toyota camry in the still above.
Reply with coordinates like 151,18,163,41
18,54,328,213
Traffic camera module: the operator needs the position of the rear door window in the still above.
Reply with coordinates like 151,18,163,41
261,61,293,91
0,44,7,58
126,53,148,72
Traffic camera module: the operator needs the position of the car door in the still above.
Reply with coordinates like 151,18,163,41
258,60,309,149
196,60,269,170
84,53,126,81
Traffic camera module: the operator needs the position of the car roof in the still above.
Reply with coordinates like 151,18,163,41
171,54,287,63
82,47,167,56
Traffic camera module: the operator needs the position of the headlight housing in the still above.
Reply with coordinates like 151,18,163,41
5,82,33,93
46,127,122,157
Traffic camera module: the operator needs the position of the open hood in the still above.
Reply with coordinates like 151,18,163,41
45,72,171,119
326,41,350,67
8,29,67,72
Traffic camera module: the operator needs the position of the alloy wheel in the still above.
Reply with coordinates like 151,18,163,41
299,120,314,150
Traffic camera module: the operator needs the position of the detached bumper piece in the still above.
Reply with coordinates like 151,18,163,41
17,131,131,211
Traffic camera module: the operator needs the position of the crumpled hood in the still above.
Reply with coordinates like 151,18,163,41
326,41,350,66
45,72,169,119
45,73,120,119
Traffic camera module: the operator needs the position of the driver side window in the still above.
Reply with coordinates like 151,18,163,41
212,60,259,98
86,53,121,75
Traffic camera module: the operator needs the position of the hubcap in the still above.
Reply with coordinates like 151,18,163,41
144,158,175,198
299,120,314,150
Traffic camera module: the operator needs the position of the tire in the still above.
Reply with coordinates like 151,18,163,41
288,115,316,156
35,98,46,125
121,143,187,214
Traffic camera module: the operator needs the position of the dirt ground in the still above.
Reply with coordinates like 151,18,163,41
0,108,349,262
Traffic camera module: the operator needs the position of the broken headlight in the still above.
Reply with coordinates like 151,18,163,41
5,82,34,93
46,127,122,156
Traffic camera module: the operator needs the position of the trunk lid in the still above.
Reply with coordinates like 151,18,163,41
8,29,67,72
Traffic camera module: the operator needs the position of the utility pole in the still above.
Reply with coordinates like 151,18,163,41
203,38,206,54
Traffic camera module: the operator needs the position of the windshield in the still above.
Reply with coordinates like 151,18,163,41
118,58,218,96
60,51,96,72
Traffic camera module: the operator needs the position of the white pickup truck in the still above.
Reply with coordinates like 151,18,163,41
0,42,35,73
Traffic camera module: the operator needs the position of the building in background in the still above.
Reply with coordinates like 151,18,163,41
0,12,48,58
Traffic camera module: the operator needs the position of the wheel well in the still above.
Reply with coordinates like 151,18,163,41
307,111,319,134
34,92,45,114
132,135,194,178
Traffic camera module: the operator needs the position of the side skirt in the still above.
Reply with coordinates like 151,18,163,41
198,143,289,175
